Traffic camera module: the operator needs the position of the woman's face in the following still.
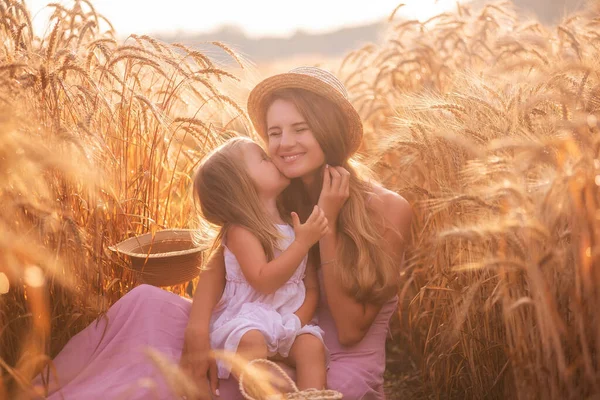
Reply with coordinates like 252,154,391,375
265,98,325,179
242,141,290,197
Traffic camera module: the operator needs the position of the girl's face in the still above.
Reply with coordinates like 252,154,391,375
265,98,325,180
243,142,290,198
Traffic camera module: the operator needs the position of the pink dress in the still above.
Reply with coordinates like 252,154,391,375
33,278,396,400
211,224,325,378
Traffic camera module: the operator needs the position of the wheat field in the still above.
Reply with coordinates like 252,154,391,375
1,0,600,399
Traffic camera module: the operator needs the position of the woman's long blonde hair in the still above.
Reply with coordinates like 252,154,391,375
193,137,282,261
264,88,399,304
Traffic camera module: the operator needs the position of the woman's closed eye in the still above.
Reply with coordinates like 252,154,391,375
293,124,309,133
268,131,281,137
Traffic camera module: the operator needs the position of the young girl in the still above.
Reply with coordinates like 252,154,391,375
193,136,330,390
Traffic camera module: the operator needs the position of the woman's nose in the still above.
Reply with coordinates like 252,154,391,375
279,130,296,148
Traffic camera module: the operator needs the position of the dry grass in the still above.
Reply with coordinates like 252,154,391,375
2,0,600,399
337,1,600,398
0,0,250,397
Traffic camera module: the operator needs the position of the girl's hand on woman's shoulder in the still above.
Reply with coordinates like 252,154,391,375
318,165,350,227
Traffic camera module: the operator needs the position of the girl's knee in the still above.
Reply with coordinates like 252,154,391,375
238,329,268,360
296,334,323,348
292,335,324,359
239,330,267,348
237,329,268,360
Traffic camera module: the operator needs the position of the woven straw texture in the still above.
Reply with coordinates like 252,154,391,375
109,229,205,286
239,359,343,400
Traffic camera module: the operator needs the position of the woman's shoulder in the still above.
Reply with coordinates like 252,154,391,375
367,184,412,236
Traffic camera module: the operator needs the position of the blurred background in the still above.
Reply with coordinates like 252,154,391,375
25,0,585,66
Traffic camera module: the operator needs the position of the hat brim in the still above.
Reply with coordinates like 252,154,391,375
109,229,208,287
247,72,363,155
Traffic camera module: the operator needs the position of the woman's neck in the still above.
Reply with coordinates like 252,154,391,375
301,172,321,203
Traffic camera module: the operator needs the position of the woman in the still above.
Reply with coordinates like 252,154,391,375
182,67,412,399
33,67,411,400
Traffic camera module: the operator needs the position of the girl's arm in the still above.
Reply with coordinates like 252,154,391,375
185,247,226,333
226,207,328,295
180,247,226,398
294,259,319,326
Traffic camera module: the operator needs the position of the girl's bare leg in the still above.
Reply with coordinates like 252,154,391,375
237,329,268,362
286,334,327,390
229,329,269,379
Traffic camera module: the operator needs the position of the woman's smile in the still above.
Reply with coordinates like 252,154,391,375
266,98,326,179
280,153,306,163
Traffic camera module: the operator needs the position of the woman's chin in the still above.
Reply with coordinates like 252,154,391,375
279,164,315,180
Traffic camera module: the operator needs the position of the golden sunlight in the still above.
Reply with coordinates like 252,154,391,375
25,0,470,38
398,0,471,21
0,272,8,294
24,266,45,288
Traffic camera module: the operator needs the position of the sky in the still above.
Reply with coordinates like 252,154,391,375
25,0,471,38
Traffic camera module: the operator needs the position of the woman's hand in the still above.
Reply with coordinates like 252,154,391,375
318,165,350,228
180,328,219,399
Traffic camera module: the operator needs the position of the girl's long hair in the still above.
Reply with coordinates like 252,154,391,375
264,88,400,304
193,137,282,262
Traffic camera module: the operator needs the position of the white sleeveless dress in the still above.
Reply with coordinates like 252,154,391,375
209,224,326,378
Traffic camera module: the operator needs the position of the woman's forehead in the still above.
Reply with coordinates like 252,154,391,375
266,99,305,124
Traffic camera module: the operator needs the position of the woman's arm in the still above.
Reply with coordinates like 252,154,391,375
319,225,382,346
180,247,226,398
294,259,319,326
318,167,412,346
226,207,328,295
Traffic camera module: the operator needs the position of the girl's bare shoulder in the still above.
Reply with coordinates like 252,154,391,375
226,224,257,242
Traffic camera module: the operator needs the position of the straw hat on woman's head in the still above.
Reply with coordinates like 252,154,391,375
247,66,363,155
